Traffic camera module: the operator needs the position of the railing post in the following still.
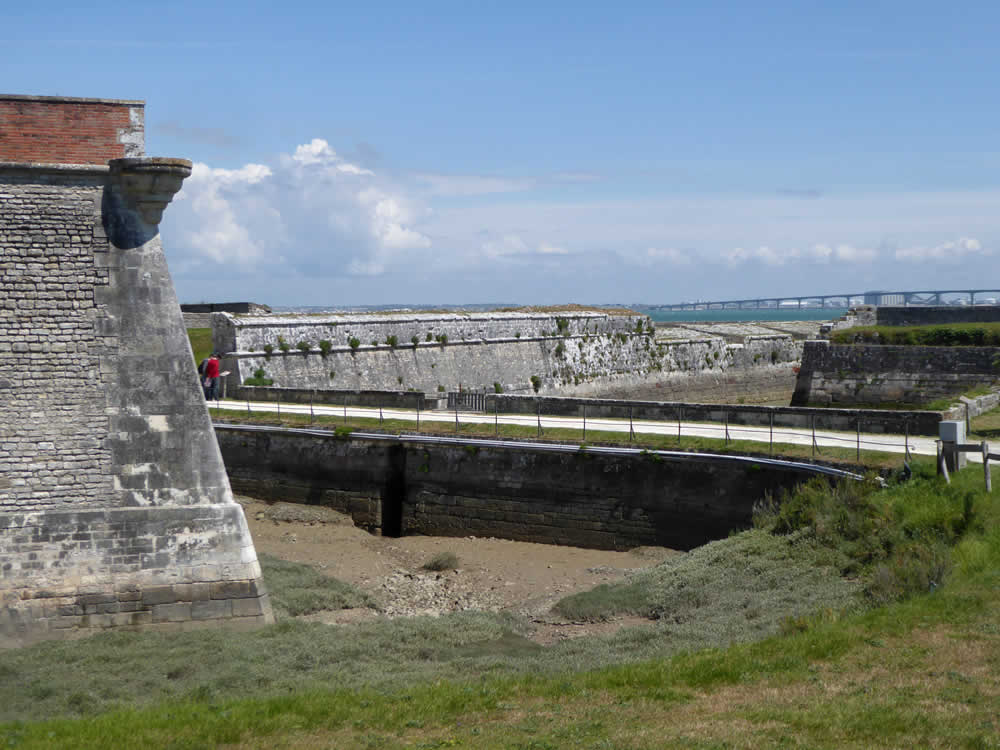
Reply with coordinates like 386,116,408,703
678,406,682,445
380,403,384,426
310,390,314,425
416,401,420,432
984,442,992,493
495,399,498,437
811,414,816,457
537,400,542,438
857,417,861,462
769,411,773,456
276,389,280,416
455,402,459,434
582,404,587,442
629,406,634,442
725,411,730,445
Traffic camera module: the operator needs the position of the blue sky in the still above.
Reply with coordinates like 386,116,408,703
5,1,999,306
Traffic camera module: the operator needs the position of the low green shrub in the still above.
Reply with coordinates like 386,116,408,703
348,337,360,350
296,340,311,353
278,336,290,353
422,551,459,571
318,340,332,357
243,368,273,387
831,322,1000,347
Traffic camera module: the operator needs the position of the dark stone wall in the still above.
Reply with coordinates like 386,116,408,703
487,393,943,436
876,305,1000,327
792,340,1000,407
216,426,832,552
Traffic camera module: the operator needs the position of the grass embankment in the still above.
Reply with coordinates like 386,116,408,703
187,327,213,364
209,407,905,471
831,321,1000,347
2,452,998,747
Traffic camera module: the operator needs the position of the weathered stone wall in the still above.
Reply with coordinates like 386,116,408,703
183,312,213,329
0,97,271,646
486,393,943,435
822,304,1000,338
214,312,801,398
791,340,1000,407
593,364,797,405
1,167,117,510
216,426,839,551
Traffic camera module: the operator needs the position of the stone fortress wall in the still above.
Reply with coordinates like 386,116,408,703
795,305,1000,407
0,94,271,647
213,311,802,398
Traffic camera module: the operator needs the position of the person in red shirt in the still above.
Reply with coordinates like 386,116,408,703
204,353,221,400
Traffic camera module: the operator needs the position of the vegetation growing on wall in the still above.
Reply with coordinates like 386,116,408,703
277,336,290,353
243,367,273,386
319,340,332,357
831,322,1000,347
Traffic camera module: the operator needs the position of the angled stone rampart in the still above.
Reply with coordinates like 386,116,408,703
0,95,271,647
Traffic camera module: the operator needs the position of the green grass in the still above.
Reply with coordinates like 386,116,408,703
186,327,213,364
970,402,1000,440
260,553,374,618
552,527,860,625
2,460,998,747
209,407,905,471
830,321,1000,347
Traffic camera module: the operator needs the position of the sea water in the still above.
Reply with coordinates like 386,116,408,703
645,308,847,324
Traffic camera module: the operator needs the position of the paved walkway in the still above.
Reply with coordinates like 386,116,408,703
209,398,963,463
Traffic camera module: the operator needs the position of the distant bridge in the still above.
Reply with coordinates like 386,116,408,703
650,288,1000,311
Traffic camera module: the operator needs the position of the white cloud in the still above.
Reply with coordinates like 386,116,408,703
538,242,569,255
164,138,427,279
481,234,530,259
895,236,988,261
724,245,799,266
290,138,374,175
833,243,877,263
642,247,691,265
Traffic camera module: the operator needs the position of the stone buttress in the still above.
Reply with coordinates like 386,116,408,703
0,95,272,646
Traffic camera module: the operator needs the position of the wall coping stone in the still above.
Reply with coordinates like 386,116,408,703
0,93,143,106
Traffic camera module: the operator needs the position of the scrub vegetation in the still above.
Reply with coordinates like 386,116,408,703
831,321,1000,346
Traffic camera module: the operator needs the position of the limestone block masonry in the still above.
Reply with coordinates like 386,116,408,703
791,340,1000,407
213,312,802,397
0,95,272,647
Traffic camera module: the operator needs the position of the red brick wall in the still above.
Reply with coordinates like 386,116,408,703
0,95,144,165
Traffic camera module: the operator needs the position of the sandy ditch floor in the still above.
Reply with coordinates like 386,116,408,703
238,496,678,644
